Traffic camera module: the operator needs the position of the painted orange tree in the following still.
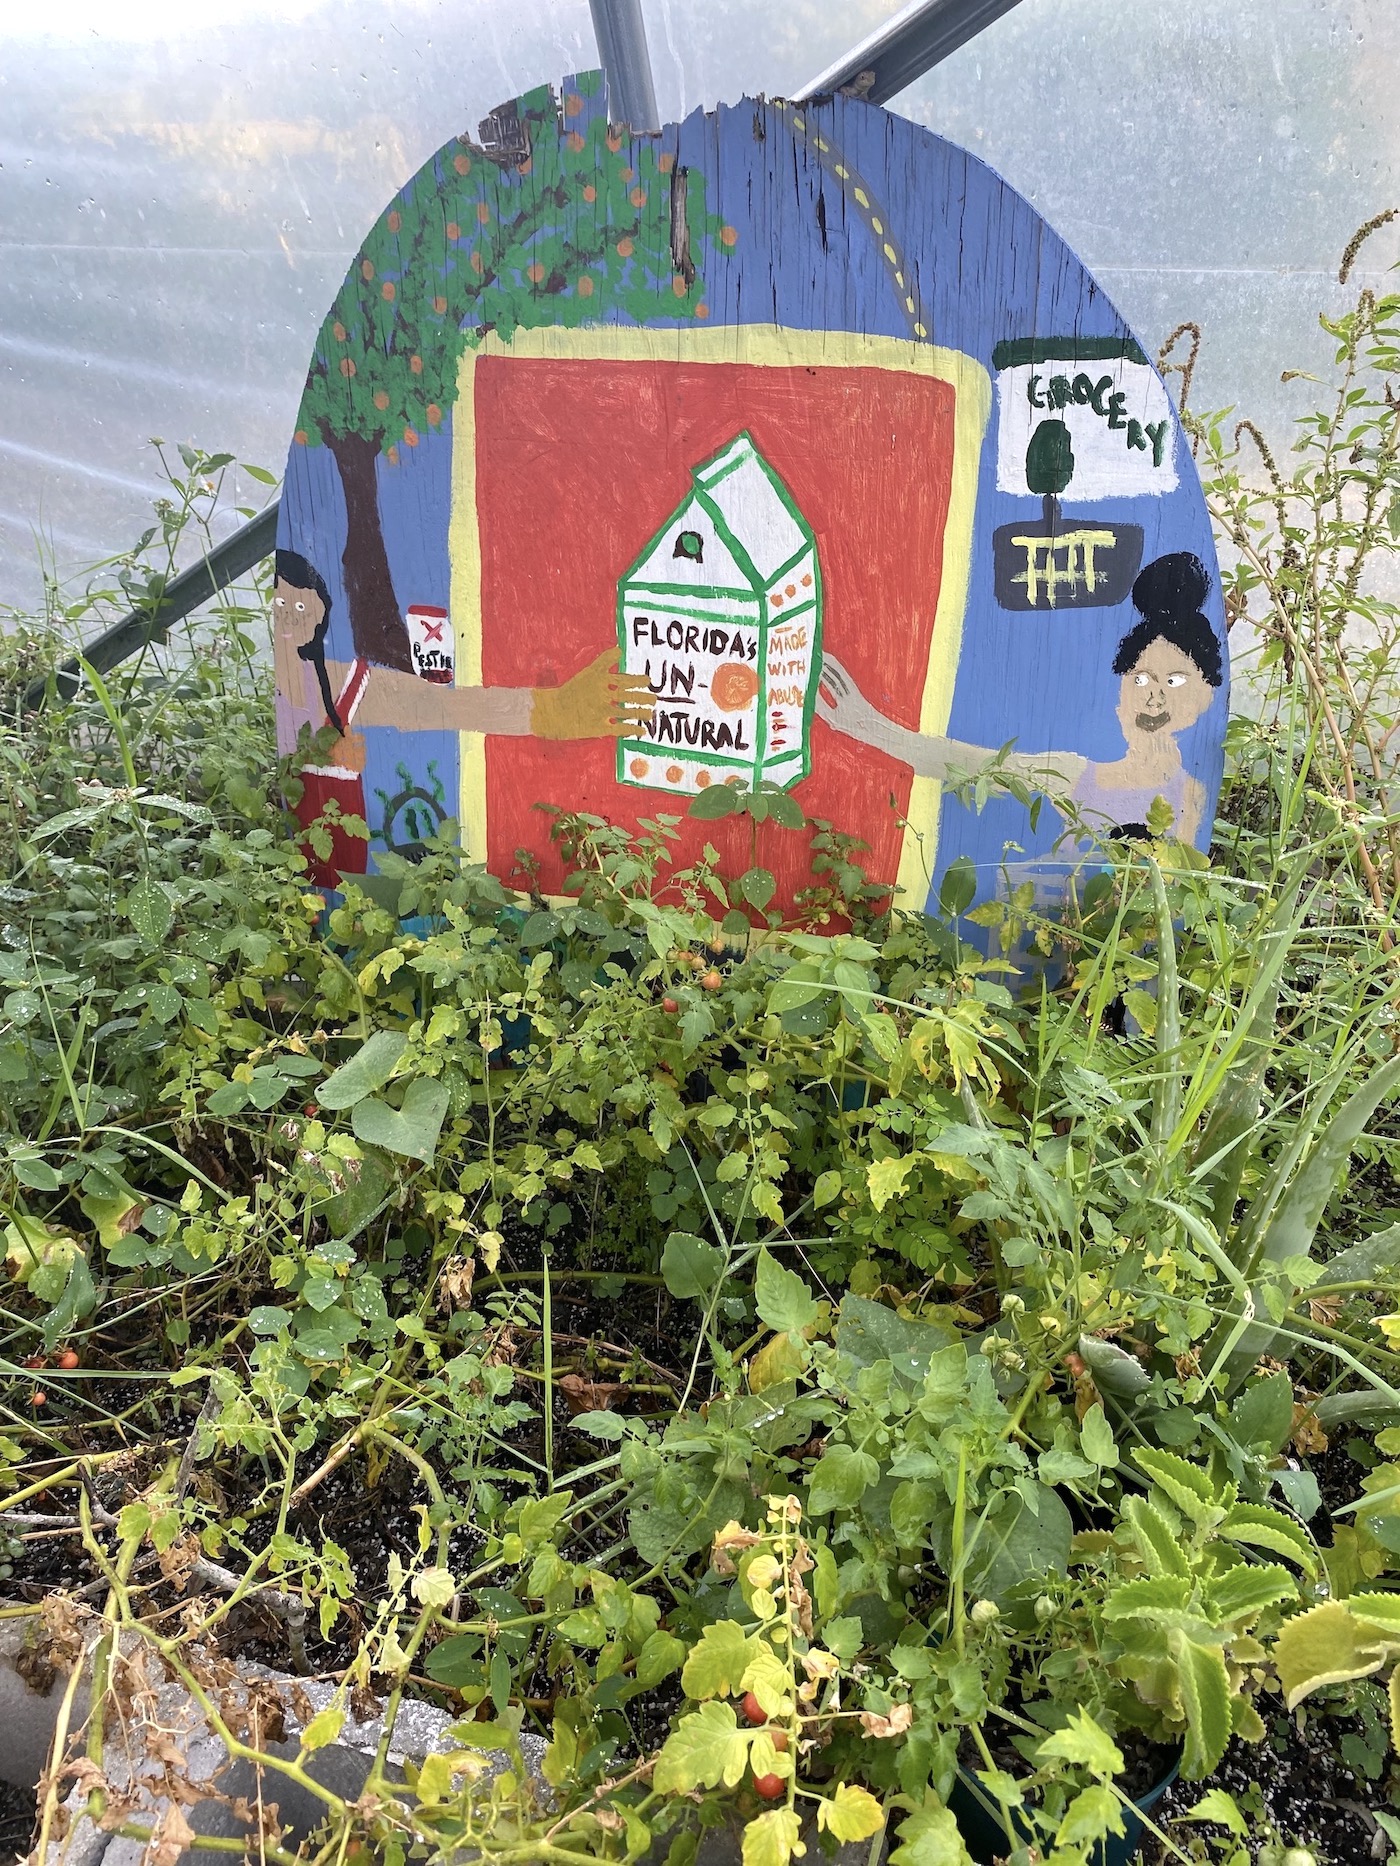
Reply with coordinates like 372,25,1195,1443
294,73,722,671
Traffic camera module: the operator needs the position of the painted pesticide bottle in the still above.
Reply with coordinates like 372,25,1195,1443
617,432,822,798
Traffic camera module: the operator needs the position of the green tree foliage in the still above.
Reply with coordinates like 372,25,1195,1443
296,73,720,463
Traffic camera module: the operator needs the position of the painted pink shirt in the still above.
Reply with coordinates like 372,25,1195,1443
1068,761,1189,838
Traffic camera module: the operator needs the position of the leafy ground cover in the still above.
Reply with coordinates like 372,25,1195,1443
4,244,1400,1865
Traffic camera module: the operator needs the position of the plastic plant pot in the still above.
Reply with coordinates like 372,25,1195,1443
949,1755,1180,1865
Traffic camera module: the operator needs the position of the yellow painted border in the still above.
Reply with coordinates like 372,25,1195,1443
448,324,990,904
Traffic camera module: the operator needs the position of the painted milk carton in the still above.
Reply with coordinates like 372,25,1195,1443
617,432,821,797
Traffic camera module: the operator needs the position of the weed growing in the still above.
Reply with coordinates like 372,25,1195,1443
2,263,1400,1865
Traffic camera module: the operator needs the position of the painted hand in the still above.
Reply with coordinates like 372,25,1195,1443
816,653,901,757
530,648,655,742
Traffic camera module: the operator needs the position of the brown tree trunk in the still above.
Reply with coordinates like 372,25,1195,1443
324,426,413,672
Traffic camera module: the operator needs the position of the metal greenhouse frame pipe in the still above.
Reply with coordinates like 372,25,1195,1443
26,502,280,710
588,0,661,132
795,0,1027,106
33,0,1028,705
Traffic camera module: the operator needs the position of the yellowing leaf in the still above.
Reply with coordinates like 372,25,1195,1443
749,1331,807,1392
4,1217,77,1286
889,1801,974,1865
412,1565,457,1609
740,1644,794,1718
817,1783,885,1842
741,1806,802,1866
1035,1707,1124,1781
1273,1601,1393,1710
680,1622,756,1702
1056,1784,1124,1847
300,1705,345,1751
653,1701,751,1793
867,1155,916,1212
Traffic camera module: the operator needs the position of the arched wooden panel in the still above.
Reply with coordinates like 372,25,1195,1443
278,71,1225,915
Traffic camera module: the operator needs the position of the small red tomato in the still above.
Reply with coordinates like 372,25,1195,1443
740,1691,766,1726
303,1101,319,1116
661,997,679,1014
1064,1351,1086,1379
752,1772,785,1801
56,1349,80,1370
23,1355,46,1371
700,969,723,992
770,1729,790,1753
30,1391,46,1407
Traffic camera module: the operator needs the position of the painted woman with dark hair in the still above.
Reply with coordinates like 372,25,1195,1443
815,552,1224,844
273,548,653,887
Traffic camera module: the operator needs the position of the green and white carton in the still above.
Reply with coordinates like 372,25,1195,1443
616,431,822,797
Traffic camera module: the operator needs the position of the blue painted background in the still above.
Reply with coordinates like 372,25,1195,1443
281,77,1224,911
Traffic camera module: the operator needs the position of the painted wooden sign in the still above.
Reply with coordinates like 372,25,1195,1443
277,72,1227,918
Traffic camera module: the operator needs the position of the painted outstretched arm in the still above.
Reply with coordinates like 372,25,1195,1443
346,649,655,741
816,655,1086,794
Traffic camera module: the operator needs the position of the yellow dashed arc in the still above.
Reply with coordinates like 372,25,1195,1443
774,101,929,341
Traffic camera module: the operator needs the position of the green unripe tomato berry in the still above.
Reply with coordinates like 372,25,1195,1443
1281,1851,1318,1866
1034,1595,1056,1622
969,1600,1000,1626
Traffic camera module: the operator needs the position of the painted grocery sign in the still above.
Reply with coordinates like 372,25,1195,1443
277,72,1227,918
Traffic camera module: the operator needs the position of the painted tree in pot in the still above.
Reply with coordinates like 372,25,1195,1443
293,72,720,668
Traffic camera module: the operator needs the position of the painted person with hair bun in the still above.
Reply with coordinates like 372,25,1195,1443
816,552,1224,845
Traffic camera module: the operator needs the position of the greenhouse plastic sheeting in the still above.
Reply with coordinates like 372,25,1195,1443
2,0,1398,605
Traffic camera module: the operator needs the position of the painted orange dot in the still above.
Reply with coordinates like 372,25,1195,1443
666,765,683,784
361,259,374,280
373,389,390,410
629,187,646,208
607,132,623,152
785,584,797,598
621,166,635,182
695,303,709,318
770,591,784,607
711,662,760,712
470,252,484,274
695,770,711,788
629,758,649,778
454,153,472,175
387,210,402,232
527,261,546,282
724,774,742,786
403,426,419,447
410,354,423,374
426,403,442,426
339,357,356,377
565,92,583,116
294,428,308,446
333,321,347,342
801,573,813,586
616,237,634,258
672,275,688,297
582,184,597,202
446,221,461,240
720,225,739,247
519,157,532,174
381,280,395,300
578,275,595,297
476,202,491,224
658,152,675,174
566,131,585,153
387,444,400,465
432,295,448,314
